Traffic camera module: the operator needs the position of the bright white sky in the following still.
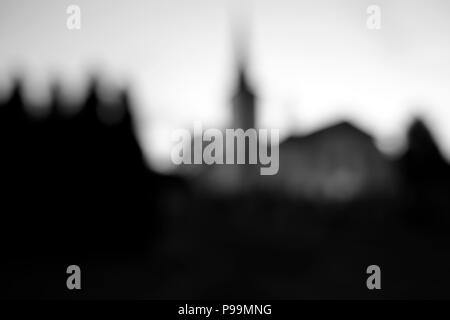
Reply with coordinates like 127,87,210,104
1,0,450,171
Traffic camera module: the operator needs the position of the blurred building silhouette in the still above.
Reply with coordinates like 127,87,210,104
178,27,261,194
179,28,398,203
264,121,398,202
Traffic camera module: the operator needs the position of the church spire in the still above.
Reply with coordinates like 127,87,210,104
230,9,256,130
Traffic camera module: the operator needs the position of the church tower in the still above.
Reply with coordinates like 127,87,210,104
229,18,259,191
231,20,256,130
